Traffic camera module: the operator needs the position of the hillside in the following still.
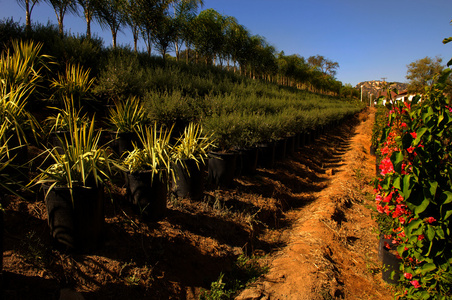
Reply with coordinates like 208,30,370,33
356,80,408,96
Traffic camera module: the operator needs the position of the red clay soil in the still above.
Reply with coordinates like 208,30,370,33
1,107,395,299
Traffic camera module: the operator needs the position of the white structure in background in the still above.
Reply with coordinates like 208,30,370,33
375,90,419,106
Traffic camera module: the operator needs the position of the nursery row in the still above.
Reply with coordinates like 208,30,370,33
0,38,362,267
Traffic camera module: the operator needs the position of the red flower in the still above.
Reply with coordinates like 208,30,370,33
410,132,417,139
404,273,413,280
410,280,421,288
427,217,436,224
418,234,425,241
407,146,415,154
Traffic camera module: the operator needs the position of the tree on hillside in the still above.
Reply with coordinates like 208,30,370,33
138,0,169,56
77,0,98,39
123,0,142,52
191,9,224,64
153,13,176,60
307,55,339,77
170,0,203,61
16,0,41,32
95,0,126,48
406,56,445,93
45,0,78,35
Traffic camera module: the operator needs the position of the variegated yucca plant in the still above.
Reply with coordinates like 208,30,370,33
36,115,114,197
172,122,215,169
50,63,95,108
107,96,149,133
119,123,174,183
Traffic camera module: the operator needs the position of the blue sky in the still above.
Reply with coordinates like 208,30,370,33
1,0,452,86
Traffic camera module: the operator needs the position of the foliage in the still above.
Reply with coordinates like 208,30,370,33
0,83,40,147
44,95,88,133
406,56,447,94
36,114,113,193
0,39,50,94
107,95,149,133
371,106,388,149
172,122,215,168
120,123,174,183
374,70,452,299
200,254,268,300
50,63,96,107
93,49,148,101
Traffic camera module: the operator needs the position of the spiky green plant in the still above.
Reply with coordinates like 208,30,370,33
0,39,50,93
107,96,149,133
36,115,113,197
120,123,174,183
0,82,40,148
50,63,95,107
172,122,215,169
45,95,88,133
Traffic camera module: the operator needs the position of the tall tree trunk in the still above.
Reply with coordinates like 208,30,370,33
112,29,117,49
25,0,31,32
85,11,91,39
175,42,180,61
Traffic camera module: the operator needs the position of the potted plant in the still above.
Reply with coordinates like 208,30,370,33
45,96,88,154
106,96,149,157
118,123,173,220
35,116,113,252
202,113,241,188
172,123,215,200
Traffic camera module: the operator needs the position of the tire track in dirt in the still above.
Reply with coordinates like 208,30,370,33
237,108,393,300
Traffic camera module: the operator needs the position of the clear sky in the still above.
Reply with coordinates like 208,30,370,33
1,0,452,86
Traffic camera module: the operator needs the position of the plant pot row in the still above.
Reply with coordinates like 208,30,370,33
42,125,329,253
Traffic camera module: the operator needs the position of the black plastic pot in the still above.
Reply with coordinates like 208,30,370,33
286,136,296,156
370,145,377,156
173,159,205,200
236,147,259,176
125,170,168,220
257,142,276,169
299,132,306,148
274,138,287,160
376,152,381,176
44,185,105,252
305,131,312,146
208,151,237,188
379,236,401,284
109,131,138,157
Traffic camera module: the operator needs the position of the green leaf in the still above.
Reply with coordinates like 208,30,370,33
426,225,435,240
420,263,436,275
441,191,452,204
436,227,445,239
407,219,423,234
429,181,438,199
393,176,401,190
414,127,428,145
415,198,430,215
443,208,452,220
403,175,413,199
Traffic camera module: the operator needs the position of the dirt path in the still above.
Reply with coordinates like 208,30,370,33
237,108,392,300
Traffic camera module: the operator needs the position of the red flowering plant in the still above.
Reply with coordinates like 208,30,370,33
374,70,452,299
